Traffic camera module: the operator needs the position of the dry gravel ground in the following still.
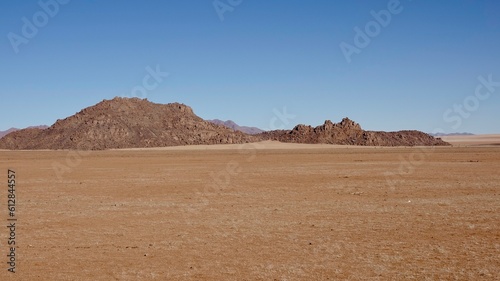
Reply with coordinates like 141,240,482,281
0,142,499,280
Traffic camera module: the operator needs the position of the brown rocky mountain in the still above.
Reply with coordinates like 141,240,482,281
0,98,449,150
0,126,48,139
258,118,450,146
0,97,256,150
208,119,264,135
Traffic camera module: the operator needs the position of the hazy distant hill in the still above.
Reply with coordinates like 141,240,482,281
208,119,264,135
0,126,48,139
430,132,474,137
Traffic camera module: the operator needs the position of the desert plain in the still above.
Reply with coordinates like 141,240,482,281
0,137,499,280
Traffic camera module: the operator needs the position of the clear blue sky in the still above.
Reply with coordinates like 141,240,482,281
1,0,499,134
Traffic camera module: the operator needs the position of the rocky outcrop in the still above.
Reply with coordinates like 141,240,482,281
258,118,449,146
0,99,449,150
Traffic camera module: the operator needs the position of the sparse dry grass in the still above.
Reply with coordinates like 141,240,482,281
0,144,499,280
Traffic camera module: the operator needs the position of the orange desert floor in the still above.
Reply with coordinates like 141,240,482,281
0,142,499,280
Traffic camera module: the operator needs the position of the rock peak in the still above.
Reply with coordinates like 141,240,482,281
0,98,255,150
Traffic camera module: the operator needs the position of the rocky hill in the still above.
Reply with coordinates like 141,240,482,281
0,98,449,150
0,98,256,150
258,118,450,146
208,119,264,135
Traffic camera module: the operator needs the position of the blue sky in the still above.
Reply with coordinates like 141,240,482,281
1,0,499,134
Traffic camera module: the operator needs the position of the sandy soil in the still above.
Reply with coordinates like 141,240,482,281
441,134,500,146
113,141,378,151
0,143,499,280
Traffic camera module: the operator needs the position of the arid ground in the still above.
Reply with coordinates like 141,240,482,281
0,141,499,280
441,134,500,147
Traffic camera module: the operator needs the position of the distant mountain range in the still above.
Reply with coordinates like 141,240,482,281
0,126,48,139
0,98,450,150
208,119,264,135
430,132,474,137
